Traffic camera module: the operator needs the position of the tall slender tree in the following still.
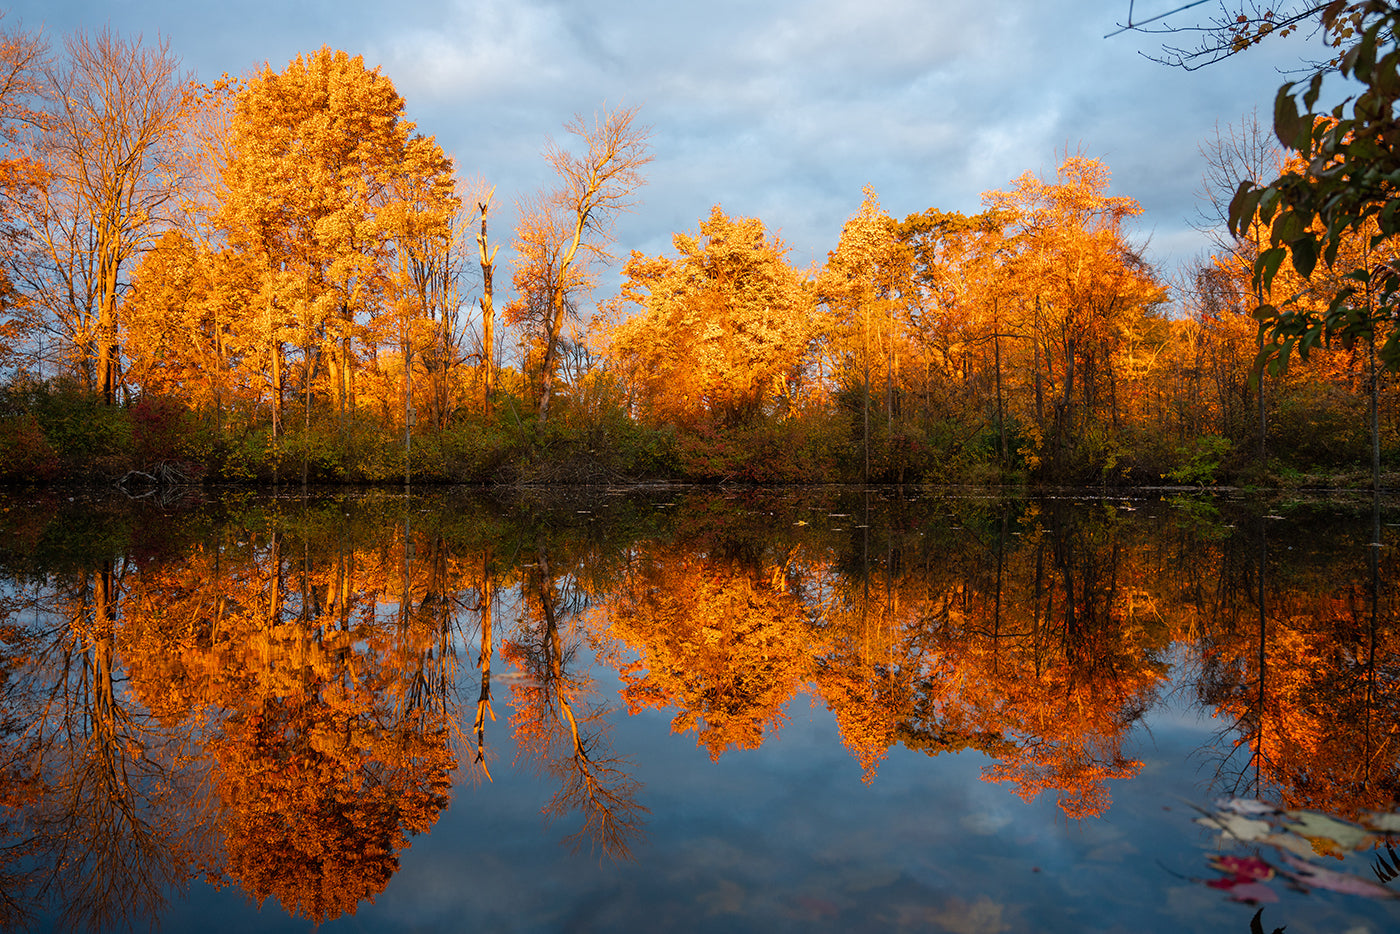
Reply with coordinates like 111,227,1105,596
507,106,650,423
19,29,187,401
0,16,47,371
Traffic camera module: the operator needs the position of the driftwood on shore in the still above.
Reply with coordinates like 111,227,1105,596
116,461,198,500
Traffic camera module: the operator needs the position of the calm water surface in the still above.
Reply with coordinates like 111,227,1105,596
3,486,1400,933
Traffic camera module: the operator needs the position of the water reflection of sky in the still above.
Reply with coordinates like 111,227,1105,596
128,667,1399,934
12,492,1400,934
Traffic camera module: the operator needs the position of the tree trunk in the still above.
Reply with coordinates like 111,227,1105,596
538,288,567,422
478,197,497,420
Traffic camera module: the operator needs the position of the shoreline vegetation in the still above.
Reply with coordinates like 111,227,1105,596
0,377,1397,495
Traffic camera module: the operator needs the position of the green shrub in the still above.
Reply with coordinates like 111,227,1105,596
278,426,347,482
1167,435,1233,486
612,419,677,478
211,427,274,482
21,381,132,480
675,415,841,483
437,419,515,482
1271,382,1368,467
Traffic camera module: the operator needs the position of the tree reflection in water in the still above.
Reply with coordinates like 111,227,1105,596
23,560,204,933
0,490,1396,928
1190,506,1400,818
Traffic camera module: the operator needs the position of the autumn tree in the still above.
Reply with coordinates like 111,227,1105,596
603,205,812,431
116,79,262,426
816,190,1020,480
816,189,904,478
217,47,458,432
889,205,1015,460
16,29,188,402
985,157,1165,477
370,175,466,464
1169,257,1260,448
0,17,46,372
507,106,650,423
122,229,260,425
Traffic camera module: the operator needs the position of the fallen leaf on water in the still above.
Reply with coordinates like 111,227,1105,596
1195,813,1273,842
1283,811,1375,852
1201,855,1279,905
1216,798,1281,818
1258,832,1321,860
1221,881,1279,905
1306,835,1347,860
1278,851,1400,899
1208,855,1274,882
1364,812,1400,833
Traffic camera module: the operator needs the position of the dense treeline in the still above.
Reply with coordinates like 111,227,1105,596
0,19,1396,487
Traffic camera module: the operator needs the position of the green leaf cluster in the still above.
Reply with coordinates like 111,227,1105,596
1229,0,1400,374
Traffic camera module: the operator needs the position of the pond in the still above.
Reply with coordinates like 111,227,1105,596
2,486,1400,933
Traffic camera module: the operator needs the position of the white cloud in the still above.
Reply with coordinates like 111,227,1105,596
373,0,581,101
13,0,1350,283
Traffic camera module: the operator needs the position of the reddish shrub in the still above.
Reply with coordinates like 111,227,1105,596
131,395,201,472
0,415,59,482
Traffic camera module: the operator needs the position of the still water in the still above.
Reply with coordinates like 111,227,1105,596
2,486,1400,933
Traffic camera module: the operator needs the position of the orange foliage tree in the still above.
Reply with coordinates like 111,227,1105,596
215,47,458,426
604,205,813,432
0,17,45,372
985,157,1166,476
815,189,901,480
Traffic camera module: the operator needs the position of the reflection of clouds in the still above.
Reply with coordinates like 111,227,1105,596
697,878,747,916
166,646,1371,932
961,809,1014,836
921,895,1017,934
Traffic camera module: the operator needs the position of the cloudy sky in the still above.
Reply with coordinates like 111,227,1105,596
11,0,1333,306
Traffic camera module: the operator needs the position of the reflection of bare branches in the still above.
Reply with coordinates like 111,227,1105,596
116,461,200,501
1193,520,1280,802
505,547,647,860
395,532,460,741
19,564,207,933
546,726,647,860
0,619,44,932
